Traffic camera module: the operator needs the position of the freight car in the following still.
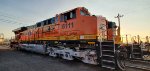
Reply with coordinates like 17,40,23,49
12,7,126,70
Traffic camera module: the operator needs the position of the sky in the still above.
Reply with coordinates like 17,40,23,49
0,0,150,40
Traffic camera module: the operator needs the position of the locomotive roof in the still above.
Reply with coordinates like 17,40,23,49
36,7,85,24
26,25,36,29
12,7,89,32
59,7,79,15
12,27,27,34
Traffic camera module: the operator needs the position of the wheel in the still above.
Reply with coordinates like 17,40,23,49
116,50,127,71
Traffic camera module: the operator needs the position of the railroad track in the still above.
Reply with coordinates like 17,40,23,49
129,59,150,63
0,45,11,51
125,60,150,71
126,65,150,71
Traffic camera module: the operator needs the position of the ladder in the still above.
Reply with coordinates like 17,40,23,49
131,44,143,60
98,40,126,70
97,22,125,70
100,40,116,70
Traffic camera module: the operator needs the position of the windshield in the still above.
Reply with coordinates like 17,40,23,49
80,10,90,16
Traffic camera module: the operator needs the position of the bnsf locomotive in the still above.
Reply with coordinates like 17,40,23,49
12,7,125,70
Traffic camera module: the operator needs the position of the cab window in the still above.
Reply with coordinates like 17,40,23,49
60,9,76,22
80,10,90,16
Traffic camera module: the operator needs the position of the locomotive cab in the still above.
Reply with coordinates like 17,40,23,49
76,7,108,41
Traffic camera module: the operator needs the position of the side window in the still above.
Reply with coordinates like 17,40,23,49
51,18,53,23
70,12,73,18
108,22,116,29
55,16,58,23
43,20,47,25
80,10,85,16
60,15,64,22
48,18,52,24
37,23,41,27
51,17,55,24
72,10,76,18
62,10,76,21
80,10,90,16
47,17,57,24
70,11,76,19
53,17,55,23
64,15,67,21
41,22,44,26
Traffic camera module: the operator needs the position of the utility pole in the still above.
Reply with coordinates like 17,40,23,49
115,13,123,36
146,36,149,43
126,35,128,45
137,35,140,44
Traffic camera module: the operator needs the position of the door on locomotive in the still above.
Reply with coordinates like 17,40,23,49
97,16,108,41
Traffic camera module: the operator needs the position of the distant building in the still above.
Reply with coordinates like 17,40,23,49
0,33,4,44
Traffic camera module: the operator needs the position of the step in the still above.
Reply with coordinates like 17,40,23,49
101,45,114,48
133,50,141,52
102,56,115,61
102,50,114,52
102,65,115,70
100,41,116,70
133,47,141,50
102,54,114,58
102,51,114,56
102,59,115,63
101,46,114,50
101,40,114,43
101,42,114,45
133,55,142,59
133,53,141,55
133,58,142,60
133,44,140,46
102,44,114,46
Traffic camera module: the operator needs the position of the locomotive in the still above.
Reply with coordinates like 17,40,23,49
12,7,125,70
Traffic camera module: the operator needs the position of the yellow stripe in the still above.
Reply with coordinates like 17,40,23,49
80,35,97,40
20,35,97,41
88,42,95,44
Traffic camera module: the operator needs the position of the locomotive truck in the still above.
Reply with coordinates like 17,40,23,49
12,7,126,70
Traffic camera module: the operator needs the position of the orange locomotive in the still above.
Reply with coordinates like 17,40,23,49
12,7,124,70
16,7,116,42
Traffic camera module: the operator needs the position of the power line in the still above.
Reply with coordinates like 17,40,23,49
0,14,24,24
123,6,150,15
0,11,34,22
0,18,23,25
0,11,35,25
0,15,29,25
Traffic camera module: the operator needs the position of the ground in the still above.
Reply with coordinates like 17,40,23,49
0,45,148,71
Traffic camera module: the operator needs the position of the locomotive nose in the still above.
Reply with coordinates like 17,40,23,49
96,16,107,41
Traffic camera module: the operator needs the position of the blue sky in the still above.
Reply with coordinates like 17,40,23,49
0,0,150,39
